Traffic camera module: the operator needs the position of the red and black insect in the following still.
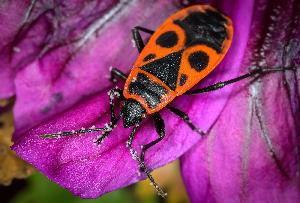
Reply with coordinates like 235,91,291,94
42,4,293,197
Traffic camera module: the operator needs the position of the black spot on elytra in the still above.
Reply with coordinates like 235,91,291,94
128,73,168,108
143,53,156,62
179,74,188,86
188,51,209,71
174,9,228,53
140,51,183,91
156,31,178,48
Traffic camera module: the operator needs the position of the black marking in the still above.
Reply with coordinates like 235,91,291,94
143,53,156,62
188,51,209,71
179,74,188,86
156,31,178,48
128,73,168,108
141,51,183,90
174,9,228,53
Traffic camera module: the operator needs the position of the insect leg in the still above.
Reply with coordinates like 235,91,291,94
132,26,154,53
140,112,165,168
93,87,123,144
110,67,128,83
134,26,155,35
167,105,205,137
185,66,295,95
107,87,123,121
126,125,167,198
131,112,166,198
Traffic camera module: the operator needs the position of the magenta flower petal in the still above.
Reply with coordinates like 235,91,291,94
11,0,132,131
0,1,125,99
180,0,300,202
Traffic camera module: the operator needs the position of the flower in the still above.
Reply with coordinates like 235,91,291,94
1,0,299,201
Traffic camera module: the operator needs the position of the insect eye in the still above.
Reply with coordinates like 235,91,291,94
156,31,178,48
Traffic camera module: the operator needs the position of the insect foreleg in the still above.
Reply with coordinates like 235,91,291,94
92,87,123,145
108,87,123,121
125,124,167,198
185,66,295,95
134,112,167,197
140,112,165,168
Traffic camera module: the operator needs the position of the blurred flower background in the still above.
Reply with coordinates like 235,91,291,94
1,0,300,202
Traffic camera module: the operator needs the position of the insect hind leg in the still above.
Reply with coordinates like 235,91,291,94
167,105,205,137
185,66,295,95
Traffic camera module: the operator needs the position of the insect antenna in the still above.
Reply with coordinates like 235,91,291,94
41,126,105,138
41,114,122,140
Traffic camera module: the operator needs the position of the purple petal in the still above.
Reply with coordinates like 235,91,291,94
0,1,30,98
0,1,126,99
181,0,300,202
12,0,251,198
